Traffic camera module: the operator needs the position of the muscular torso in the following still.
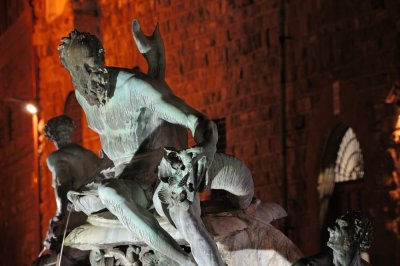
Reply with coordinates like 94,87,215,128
47,144,102,234
76,68,187,180
48,144,102,190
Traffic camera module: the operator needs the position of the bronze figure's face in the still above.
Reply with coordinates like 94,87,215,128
59,30,110,106
44,115,75,145
327,218,351,252
327,211,373,253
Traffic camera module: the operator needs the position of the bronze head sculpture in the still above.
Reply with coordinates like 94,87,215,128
59,30,110,106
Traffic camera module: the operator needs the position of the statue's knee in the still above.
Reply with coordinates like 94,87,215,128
98,181,122,203
98,179,148,208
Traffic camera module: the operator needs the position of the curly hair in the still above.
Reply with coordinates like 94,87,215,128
58,30,110,107
44,115,75,142
341,211,373,251
58,29,104,70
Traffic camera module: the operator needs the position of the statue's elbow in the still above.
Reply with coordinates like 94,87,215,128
208,119,218,146
193,117,218,146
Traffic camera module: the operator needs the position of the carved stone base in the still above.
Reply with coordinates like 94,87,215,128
65,201,302,265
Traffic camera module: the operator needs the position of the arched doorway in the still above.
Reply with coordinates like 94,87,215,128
317,123,365,235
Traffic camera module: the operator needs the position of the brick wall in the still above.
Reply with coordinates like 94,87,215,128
0,7,40,265
31,0,76,251
31,1,104,254
284,1,400,263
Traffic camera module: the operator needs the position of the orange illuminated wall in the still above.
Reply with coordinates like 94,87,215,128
0,5,40,265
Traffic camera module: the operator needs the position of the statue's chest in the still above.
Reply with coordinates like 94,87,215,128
87,104,159,135
75,86,163,148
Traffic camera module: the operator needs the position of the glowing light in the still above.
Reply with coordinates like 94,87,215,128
26,103,38,114
393,115,400,143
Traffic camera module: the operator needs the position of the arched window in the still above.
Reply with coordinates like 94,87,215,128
318,124,365,228
334,128,364,183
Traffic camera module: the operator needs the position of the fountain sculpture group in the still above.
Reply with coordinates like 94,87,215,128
33,19,372,266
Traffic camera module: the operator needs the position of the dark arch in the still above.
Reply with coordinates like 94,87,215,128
64,91,83,145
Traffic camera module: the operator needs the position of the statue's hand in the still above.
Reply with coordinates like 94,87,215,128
189,118,218,190
185,142,216,191
44,216,62,252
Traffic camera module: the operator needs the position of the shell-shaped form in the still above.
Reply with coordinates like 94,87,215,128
334,128,364,183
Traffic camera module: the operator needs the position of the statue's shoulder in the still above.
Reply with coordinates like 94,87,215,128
48,144,85,160
46,150,68,170
62,144,99,159
46,152,58,166
108,67,142,81
80,147,102,163
109,67,153,101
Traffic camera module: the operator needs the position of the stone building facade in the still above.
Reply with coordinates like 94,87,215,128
0,0,400,265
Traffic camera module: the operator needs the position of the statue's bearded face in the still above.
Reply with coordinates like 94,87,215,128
73,54,110,106
327,218,353,252
59,31,110,107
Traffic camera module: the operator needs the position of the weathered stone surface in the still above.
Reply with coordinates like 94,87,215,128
246,200,287,224
217,222,302,266
204,216,248,238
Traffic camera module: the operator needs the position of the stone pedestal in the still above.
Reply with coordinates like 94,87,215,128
65,201,302,265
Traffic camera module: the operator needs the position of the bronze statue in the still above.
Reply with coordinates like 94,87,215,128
294,211,373,266
58,20,253,266
38,115,102,265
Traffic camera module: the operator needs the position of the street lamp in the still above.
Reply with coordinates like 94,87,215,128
4,98,39,113
26,103,39,114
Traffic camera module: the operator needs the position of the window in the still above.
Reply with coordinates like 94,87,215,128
334,128,364,182
318,124,365,228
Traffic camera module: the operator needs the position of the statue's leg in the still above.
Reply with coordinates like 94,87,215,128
209,153,254,209
97,179,195,266
169,194,224,266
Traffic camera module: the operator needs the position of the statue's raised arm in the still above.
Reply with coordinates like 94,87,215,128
122,72,219,190
132,19,165,80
